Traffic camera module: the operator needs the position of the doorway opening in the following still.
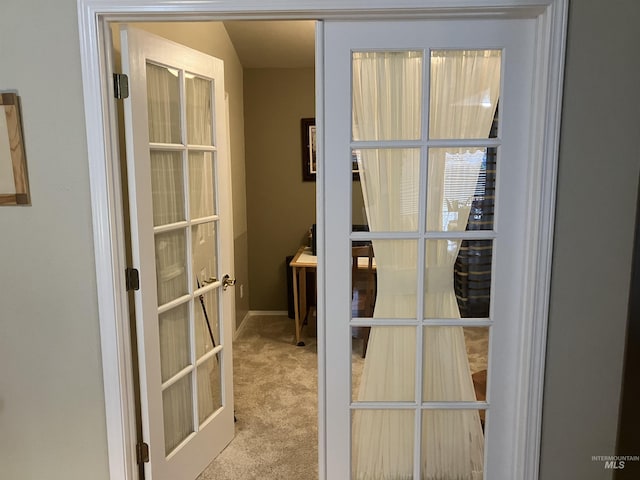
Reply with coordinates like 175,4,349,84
81,3,566,479
112,19,328,478
112,19,494,479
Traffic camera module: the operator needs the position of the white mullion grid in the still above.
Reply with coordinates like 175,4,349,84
427,138,502,149
411,46,430,478
194,280,222,297
161,364,195,392
352,138,501,150
213,151,220,219
149,142,184,151
350,318,418,327
347,48,503,474
178,67,201,434
423,318,492,327
149,144,216,153
195,344,222,368
191,215,219,226
421,401,489,410
153,220,189,235
349,398,489,410
424,230,497,240
187,145,216,153
157,294,192,316
352,230,497,241
350,318,492,327
210,77,217,149
351,401,489,410
166,432,197,461
351,230,423,241
484,54,504,425
352,139,423,149
490,155,502,322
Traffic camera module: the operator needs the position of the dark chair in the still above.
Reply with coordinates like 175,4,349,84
351,244,376,357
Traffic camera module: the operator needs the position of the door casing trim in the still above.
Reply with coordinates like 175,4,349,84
76,1,568,479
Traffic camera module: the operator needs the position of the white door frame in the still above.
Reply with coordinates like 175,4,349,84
76,2,567,479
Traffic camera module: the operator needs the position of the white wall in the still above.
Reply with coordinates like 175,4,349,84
0,1,638,479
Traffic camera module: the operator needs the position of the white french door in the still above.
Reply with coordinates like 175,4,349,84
322,18,536,479
120,26,235,480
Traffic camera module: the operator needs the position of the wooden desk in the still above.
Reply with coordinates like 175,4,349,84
289,246,317,346
289,245,376,346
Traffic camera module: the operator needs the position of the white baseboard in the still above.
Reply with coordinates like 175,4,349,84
248,310,289,316
234,311,252,340
234,310,290,340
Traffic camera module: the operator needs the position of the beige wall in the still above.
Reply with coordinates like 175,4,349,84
0,1,110,479
539,1,640,478
124,22,251,328
0,2,638,479
244,68,316,311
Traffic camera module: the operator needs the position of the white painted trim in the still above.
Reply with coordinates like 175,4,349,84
77,11,138,480
76,2,567,479
517,2,568,479
315,20,326,480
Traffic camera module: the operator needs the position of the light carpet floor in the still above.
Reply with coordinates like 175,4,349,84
197,315,487,480
197,314,322,480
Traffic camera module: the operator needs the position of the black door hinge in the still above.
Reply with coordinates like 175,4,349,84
136,441,150,464
126,268,140,291
113,73,129,99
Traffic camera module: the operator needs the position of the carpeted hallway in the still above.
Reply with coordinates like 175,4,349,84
197,314,325,480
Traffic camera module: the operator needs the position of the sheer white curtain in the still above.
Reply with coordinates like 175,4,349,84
352,50,500,479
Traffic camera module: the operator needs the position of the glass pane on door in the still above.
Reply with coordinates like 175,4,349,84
155,230,188,306
352,409,415,479
352,51,423,141
197,355,222,424
195,289,219,358
352,326,416,402
421,409,485,479
352,148,421,232
455,240,492,318
150,151,185,226
186,75,213,146
147,63,181,144
429,50,501,140
192,222,218,285
159,303,191,382
189,151,216,219
363,239,418,319
426,147,494,233
163,375,194,454
422,326,489,401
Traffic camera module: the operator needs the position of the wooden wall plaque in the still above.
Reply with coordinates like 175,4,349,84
0,93,30,206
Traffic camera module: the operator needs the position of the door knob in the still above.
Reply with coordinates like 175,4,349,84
222,274,236,291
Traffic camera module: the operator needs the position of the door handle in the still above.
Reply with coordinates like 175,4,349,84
222,274,236,291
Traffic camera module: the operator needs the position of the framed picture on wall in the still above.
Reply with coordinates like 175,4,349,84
301,117,316,181
301,117,360,182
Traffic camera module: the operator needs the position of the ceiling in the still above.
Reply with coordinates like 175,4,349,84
222,20,315,69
